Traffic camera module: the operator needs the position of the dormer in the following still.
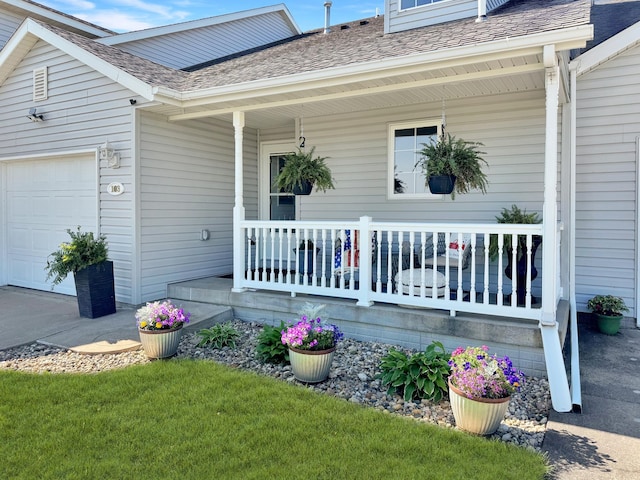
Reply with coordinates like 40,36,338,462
384,0,510,34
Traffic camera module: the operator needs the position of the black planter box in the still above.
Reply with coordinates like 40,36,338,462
73,260,116,318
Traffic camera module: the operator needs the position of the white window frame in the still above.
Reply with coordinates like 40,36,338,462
387,119,442,200
399,0,449,12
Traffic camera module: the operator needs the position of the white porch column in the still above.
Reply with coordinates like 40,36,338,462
541,45,560,327
541,45,572,412
232,111,246,292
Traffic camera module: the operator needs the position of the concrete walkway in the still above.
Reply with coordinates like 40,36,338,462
542,321,640,479
1,285,638,478
0,285,232,353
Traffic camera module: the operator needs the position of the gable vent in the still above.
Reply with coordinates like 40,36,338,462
33,67,48,101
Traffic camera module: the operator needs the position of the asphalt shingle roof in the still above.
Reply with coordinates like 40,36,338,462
35,0,592,94
584,0,640,51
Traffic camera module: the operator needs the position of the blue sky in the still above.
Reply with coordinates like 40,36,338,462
39,1,385,33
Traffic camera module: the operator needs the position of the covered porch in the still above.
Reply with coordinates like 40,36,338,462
155,20,592,411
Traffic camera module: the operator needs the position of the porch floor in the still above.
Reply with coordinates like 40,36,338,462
167,276,569,378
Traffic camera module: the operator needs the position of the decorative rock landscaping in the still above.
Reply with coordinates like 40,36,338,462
0,320,550,450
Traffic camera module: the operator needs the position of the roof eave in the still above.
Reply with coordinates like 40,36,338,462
2,0,113,37
0,19,155,99
158,24,594,108
571,20,640,76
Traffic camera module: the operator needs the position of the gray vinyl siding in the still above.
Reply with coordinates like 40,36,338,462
107,12,296,70
386,0,477,33
138,113,258,301
0,40,136,303
290,90,547,223
575,45,640,318
260,91,550,297
0,6,25,48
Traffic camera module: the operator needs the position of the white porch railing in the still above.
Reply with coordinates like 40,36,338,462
238,216,546,320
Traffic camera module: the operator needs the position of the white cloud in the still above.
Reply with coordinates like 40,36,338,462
74,11,155,32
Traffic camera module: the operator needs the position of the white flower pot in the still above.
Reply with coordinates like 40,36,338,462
138,324,183,359
288,346,336,383
448,379,510,435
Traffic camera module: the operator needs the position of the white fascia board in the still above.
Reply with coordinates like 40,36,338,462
571,20,640,76
0,19,39,85
0,19,155,100
2,0,112,37
157,24,593,107
98,3,301,46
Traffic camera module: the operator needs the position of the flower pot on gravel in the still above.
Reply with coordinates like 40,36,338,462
288,346,336,383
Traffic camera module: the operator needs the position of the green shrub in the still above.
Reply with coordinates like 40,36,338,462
378,341,450,402
196,323,240,349
256,321,289,364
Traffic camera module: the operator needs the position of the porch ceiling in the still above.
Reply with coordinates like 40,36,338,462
148,52,546,129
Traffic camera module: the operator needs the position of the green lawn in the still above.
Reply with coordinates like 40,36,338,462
0,359,548,479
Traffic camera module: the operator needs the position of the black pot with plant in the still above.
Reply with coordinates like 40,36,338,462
294,239,320,280
45,226,116,318
416,132,488,198
489,205,542,305
273,147,335,195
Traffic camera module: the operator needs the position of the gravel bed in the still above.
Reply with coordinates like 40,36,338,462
0,320,550,450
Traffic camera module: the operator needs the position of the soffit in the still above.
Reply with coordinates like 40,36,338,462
149,52,545,129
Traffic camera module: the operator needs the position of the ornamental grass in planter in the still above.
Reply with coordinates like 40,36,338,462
45,226,116,318
447,345,525,435
280,303,343,383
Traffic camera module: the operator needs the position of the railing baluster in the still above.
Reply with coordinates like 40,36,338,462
497,234,504,306
510,235,518,307
526,234,533,308
470,233,477,304
483,233,490,305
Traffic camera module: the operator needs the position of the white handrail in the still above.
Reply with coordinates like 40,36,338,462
239,217,545,320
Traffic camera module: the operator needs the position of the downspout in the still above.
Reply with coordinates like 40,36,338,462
569,63,582,412
540,45,572,412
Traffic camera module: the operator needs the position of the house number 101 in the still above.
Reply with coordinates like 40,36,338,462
107,182,124,196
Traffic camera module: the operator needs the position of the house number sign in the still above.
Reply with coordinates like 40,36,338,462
107,182,124,196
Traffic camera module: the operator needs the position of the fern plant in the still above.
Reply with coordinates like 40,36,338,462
416,133,488,198
273,147,335,193
196,323,240,349
378,341,450,402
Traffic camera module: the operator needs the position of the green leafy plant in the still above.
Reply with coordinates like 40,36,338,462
256,321,290,364
416,133,488,198
45,226,108,286
196,323,240,349
587,295,628,317
378,341,450,402
489,205,542,260
273,146,335,193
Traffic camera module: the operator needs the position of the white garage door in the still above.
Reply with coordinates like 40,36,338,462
6,155,97,295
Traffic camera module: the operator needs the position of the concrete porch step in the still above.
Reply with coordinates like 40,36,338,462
56,301,233,354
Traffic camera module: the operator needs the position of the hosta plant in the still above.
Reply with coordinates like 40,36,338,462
378,341,450,402
256,321,290,364
197,323,240,349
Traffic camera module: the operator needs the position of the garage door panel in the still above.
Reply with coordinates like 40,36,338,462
5,155,96,295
